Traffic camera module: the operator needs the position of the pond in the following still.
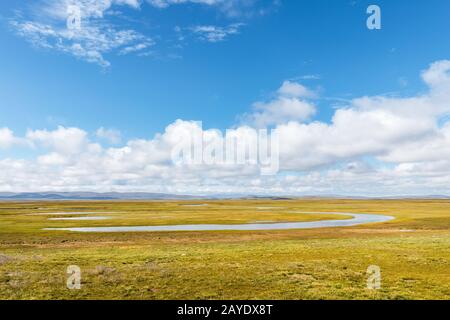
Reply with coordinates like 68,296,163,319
48,216,112,221
44,212,394,233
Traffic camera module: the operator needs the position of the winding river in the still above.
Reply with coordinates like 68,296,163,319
44,212,394,233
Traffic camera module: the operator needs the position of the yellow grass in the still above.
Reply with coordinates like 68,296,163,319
0,199,449,299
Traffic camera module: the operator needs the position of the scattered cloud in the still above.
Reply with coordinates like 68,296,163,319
10,0,153,68
9,0,269,67
276,60,450,171
119,41,154,55
147,0,222,8
2,61,450,195
147,0,275,18
190,23,245,42
297,74,321,80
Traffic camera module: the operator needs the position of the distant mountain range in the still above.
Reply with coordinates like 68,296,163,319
0,192,203,200
0,192,448,201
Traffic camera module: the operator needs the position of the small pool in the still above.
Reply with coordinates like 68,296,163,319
31,212,115,216
181,204,209,207
48,216,112,221
44,212,394,233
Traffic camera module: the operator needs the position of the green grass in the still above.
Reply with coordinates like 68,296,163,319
0,199,449,299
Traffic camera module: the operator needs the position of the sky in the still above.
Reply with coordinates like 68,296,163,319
1,0,450,196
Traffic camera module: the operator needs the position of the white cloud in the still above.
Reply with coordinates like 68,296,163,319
11,0,153,67
147,0,222,8
278,81,316,98
26,126,90,155
41,0,141,20
116,0,142,8
119,41,154,55
275,61,450,172
96,127,122,144
242,81,317,127
37,152,70,166
10,0,264,66
190,23,244,42
2,61,450,195
146,0,264,17
0,128,20,149
297,74,321,80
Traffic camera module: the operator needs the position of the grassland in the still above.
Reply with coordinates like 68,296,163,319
0,199,449,300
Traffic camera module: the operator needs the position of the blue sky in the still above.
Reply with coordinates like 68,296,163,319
2,0,449,137
1,0,450,195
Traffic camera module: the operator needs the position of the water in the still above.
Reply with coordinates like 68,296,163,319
181,204,209,207
44,212,394,233
31,212,114,216
48,216,112,221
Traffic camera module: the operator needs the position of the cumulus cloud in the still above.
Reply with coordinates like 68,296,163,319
278,81,316,98
2,61,450,195
275,61,450,172
242,81,317,127
0,128,20,149
26,126,90,155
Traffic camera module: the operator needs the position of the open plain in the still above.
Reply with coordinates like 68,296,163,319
0,199,449,300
